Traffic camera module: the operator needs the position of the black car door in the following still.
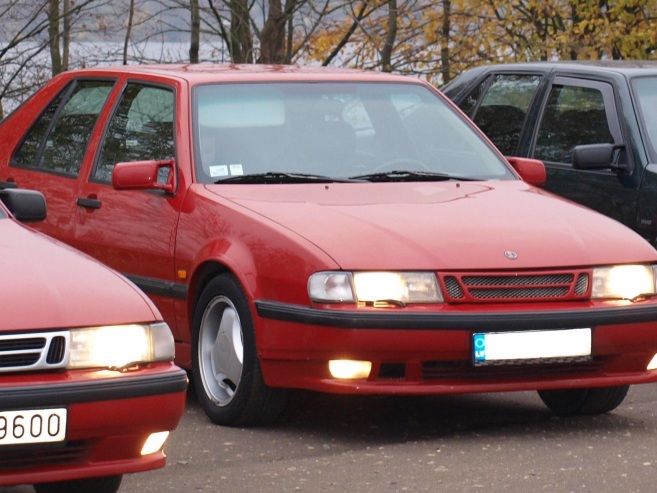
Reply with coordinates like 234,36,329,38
531,76,639,229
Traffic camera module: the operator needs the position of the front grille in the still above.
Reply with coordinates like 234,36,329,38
0,440,89,470
0,332,69,372
440,270,590,303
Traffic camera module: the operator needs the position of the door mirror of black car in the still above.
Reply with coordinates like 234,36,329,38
506,157,546,186
572,143,628,172
112,159,176,194
0,188,47,222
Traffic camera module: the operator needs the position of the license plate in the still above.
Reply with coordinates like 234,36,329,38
473,328,592,365
0,408,67,446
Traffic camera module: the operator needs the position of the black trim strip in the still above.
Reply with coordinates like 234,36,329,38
256,299,657,331
125,274,187,300
0,368,188,409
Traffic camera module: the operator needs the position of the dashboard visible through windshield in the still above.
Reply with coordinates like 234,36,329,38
193,82,514,184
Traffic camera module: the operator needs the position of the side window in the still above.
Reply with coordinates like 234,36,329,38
469,74,541,156
12,80,114,176
534,81,616,164
456,77,488,117
95,83,174,182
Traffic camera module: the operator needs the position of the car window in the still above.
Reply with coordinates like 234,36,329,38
534,84,615,164
12,80,114,176
194,82,514,183
632,76,657,161
94,83,175,182
463,74,541,156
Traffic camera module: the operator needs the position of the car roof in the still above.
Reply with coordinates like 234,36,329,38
471,60,657,77
60,63,421,85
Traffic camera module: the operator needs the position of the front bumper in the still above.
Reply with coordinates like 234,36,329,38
0,364,188,486
256,300,657,394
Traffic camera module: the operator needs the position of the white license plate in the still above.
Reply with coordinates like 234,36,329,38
0,408,67,446
473,328,592,365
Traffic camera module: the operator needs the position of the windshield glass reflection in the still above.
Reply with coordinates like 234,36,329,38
193,82,513,184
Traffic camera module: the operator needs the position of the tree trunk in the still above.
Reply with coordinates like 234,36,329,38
190,0,200,63
49,0,62,76
62,0,70,71
228,0,252,63
259,0,286,63
440,0,451,83
123,0,135,65
380,0,397,72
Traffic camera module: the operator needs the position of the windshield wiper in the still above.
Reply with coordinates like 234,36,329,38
216,172,358,184
349,170,480,182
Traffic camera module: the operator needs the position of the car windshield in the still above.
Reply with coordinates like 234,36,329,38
193,82,514,184
633,76,657,160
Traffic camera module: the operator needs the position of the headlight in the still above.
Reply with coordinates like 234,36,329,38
308,272,355,302
591,265,657,300
68,322,175,369
308,271,443,304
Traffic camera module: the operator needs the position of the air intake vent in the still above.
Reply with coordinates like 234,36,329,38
0,331,70,372
47,336,67,364
439,270,591,303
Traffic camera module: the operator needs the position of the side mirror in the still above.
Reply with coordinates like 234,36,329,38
572,143,628,172
112,159,176,194
0,188,47,222
506,157,546,186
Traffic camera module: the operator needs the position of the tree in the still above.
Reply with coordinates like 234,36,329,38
481,0,657,62
189,0,199,62
3,0,657,119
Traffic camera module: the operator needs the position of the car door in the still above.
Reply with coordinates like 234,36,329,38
531,76,638,227
73,80,186,338
4,79,116,242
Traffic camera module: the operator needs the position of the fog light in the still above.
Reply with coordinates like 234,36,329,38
647,354,657,371
141,431,170,456
329,360,372,379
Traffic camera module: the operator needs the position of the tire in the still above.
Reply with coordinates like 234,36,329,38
33,475,122,493
192,274,288,426
538,385,629,416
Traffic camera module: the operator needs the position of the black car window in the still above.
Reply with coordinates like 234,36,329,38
12,80,114,176
457,76,488,117
468,74,540,156
534,83,615,164
94,83,175,182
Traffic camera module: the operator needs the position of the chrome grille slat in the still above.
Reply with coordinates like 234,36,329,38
0,332,70,372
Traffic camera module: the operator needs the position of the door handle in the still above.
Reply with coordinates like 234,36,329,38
76,197,101,209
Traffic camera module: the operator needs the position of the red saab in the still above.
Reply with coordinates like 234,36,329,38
1,64,657,427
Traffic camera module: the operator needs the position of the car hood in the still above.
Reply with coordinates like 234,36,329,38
0,220,159,331
209,181,657,270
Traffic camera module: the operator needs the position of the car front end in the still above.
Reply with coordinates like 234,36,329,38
0,217,187,490
216,182,657,398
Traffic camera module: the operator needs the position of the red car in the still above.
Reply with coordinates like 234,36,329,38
0,186,187,492
1,64,657,428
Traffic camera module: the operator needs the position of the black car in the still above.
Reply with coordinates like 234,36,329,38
442,61,657,246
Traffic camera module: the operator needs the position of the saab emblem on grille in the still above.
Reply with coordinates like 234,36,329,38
504,251,518,260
